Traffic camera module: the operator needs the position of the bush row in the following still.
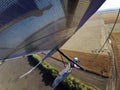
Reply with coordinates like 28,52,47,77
32,54,94,90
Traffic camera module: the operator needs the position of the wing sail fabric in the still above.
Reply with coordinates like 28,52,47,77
52,63,72,88
0,0,105,60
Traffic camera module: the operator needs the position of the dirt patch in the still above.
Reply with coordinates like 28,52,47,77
52,49,112,77
0,57,67,90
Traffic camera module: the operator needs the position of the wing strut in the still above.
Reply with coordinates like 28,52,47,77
56,49,84,70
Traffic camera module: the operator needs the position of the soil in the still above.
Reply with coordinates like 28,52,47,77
0,57,66,90
52,49,112,77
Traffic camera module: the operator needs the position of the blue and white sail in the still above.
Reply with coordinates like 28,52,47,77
0,0,105,60
52,63,72,88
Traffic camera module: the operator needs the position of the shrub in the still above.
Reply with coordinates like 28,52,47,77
32,54,94,90
40,61,59,79
32,54,42,61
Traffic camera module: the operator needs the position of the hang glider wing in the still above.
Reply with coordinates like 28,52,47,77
0,0,105,60
52,63,72,88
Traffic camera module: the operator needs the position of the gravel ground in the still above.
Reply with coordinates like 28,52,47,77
0,54,109,90
0,57,55,90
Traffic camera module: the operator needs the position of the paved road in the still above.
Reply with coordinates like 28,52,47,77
40,54,110,90
106,39,117,90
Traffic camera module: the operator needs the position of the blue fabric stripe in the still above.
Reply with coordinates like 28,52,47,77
0,50,48,60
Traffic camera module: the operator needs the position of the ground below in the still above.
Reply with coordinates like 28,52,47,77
0,52,110,90
52,49,112,77
111,33,120,90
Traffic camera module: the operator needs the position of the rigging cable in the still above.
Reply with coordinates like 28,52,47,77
92,8,120,61
58,51,66,67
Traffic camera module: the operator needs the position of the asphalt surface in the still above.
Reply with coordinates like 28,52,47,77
0,55,110,90
0,57,54,90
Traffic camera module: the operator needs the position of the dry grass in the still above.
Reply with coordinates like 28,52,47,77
111,33,120,90
101,11,120,24
52,49,112,77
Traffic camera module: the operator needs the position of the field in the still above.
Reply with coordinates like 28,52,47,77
52,49,112,77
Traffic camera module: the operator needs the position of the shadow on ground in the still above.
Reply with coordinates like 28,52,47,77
27,56,67,90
